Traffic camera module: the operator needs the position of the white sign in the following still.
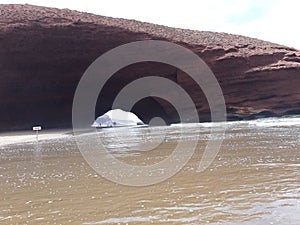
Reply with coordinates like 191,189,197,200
33,126,42,131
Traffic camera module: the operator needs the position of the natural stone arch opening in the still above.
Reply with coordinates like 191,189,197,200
95,62,210,125
1,4,300,131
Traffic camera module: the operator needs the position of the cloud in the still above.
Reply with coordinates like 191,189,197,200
0,0,299,49
219,0,300,49
225,2,269,24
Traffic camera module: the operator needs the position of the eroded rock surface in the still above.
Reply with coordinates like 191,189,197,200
1,4,300,130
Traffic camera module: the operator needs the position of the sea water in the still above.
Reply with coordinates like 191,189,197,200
0,116,299,224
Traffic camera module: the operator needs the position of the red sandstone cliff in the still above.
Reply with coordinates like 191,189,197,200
1,4,300,131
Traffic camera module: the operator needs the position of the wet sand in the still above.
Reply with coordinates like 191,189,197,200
0,120,300,224
0,129,71,147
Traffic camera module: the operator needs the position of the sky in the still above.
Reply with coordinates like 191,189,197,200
1,0,300,49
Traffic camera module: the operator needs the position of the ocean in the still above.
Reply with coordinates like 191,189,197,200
0,116,300,224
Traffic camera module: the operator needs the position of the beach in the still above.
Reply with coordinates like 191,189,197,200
0,118,300,224
0,129,71,147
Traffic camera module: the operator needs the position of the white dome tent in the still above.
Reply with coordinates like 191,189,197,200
92,109,147,128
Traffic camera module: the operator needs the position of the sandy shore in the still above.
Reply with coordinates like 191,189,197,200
0,122,299,224
0,129,72,146
0,125,299,224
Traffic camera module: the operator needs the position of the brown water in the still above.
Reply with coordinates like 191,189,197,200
0,117,300,224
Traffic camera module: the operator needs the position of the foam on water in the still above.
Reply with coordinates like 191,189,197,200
248,117,300,127
0,116,300,224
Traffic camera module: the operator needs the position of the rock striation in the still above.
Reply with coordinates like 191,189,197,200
1,4,300,131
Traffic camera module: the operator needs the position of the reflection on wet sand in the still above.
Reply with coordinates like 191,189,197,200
0,118,300,224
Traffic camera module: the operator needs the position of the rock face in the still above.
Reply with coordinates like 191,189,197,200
1,4,300,131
